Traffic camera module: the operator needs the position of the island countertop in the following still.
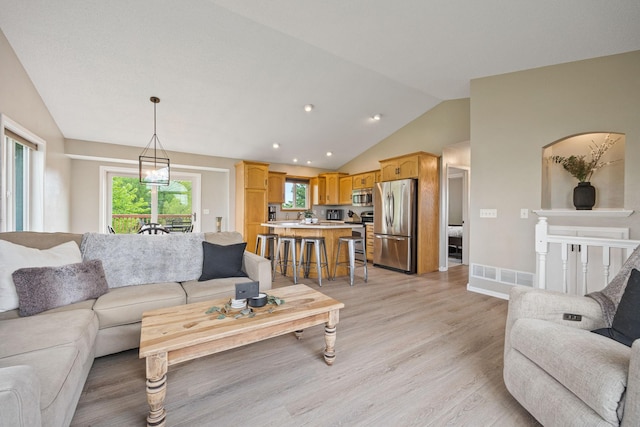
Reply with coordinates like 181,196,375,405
260,221,362,229
261,221,363,278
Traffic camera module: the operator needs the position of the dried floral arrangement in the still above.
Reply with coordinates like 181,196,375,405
550,134,621,182
205,294,285,319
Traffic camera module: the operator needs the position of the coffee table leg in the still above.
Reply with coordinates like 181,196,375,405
324,309,340,365
146,352,168,427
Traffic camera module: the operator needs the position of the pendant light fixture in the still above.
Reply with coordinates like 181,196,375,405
139,96,170,186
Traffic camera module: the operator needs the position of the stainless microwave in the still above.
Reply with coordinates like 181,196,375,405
352,188,373,207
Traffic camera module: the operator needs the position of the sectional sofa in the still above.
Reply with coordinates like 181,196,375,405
0,231,271,427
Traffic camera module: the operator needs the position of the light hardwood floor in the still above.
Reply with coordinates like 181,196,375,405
71,265,540,426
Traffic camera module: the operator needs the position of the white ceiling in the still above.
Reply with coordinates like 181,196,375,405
1,1,639,169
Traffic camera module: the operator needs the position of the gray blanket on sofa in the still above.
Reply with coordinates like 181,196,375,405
587,244,640,326
80,232,205,288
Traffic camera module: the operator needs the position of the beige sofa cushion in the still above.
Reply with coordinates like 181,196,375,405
182,277,255,304
511,318,630,424
93,282,186,328
0,309,98,425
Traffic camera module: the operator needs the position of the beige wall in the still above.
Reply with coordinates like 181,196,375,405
0,28,70,231
469,50,640,296
339,99,470,173
66,139,329,233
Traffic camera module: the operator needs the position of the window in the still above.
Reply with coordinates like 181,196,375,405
282,178,309,210
1,115,45,232
104,168,201,233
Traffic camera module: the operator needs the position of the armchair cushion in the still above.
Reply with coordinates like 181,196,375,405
511,317,630,424
593,268,640,347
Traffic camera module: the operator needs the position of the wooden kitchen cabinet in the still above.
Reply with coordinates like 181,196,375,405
365,223,374,261
267,171,286,204
339,176,353,205
320,172,346,205
310,176,326,205
235,161,269,253
378,151,440,274
352,171,376,189
380,154,420,181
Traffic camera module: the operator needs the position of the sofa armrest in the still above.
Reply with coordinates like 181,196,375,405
0,365,42,427
622,340,640,426
242,251,272,291
505,286,606,355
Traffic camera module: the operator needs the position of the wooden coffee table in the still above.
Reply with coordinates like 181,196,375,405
139,284,344,427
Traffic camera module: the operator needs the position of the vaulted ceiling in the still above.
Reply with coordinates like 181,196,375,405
1,1,639,169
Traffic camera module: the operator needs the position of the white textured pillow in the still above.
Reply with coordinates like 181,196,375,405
0,240,82,312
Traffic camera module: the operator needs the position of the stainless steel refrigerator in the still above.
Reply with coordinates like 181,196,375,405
373,178,417,273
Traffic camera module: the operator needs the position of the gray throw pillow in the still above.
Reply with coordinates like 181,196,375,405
199,241,248,281
592,268,640,347
12,260,109,317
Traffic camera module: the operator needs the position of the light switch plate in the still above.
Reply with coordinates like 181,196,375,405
520,209,528,219
480,209,498,218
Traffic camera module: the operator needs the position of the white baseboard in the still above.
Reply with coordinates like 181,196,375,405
466,284,509,300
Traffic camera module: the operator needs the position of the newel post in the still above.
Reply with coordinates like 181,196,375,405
535,217,549,290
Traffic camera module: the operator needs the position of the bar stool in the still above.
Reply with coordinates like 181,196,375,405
273,235,301,283
334,236,368,286
255,233,278,270
298,237,331,286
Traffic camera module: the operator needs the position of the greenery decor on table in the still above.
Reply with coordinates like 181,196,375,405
550,134,621,182
303,209,314,218
206,294,285,319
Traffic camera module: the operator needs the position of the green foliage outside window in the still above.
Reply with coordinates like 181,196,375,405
111,177,192,233
282,181,309,210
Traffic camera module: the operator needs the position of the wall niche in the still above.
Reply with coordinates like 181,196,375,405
541,132,625,210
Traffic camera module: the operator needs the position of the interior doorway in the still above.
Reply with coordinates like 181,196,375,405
440,141,470,271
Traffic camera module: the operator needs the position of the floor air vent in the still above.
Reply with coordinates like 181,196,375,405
471,264,534,287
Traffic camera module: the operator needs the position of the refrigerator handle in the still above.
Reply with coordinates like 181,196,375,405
385,193,391,227
390,192,395,227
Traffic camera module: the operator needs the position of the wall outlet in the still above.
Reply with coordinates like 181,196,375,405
520,208,528,219
480,209,498,218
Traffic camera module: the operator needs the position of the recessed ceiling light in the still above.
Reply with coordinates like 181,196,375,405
326,151,333,156
372,114,382,121
306,160,312,164
272,143,280,149
292,158,298,163
304,104,314,112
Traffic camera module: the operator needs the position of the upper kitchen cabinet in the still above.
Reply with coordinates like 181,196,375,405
267,171,286,204
380,154,419,181
352,171,376,189
310,176,326,205
339,176,353,205
320,172,347,205
240,161,269,189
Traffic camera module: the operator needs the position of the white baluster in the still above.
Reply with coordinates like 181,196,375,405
580,245,588,295
560,243,568,293
602,246,611,289
535,217,549,289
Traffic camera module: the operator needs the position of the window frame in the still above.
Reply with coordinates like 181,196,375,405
281,177,310,211
100,166,202,233
0,114,45,232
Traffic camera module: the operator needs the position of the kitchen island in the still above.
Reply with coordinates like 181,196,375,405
261,221,363,279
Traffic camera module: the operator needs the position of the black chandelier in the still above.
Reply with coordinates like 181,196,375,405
139,96,170,186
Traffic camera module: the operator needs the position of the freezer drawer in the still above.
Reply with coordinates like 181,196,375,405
373,234,415,273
